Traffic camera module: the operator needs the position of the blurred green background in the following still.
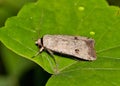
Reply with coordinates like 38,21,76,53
0,0,120,86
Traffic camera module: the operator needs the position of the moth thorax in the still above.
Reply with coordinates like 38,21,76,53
35,38,43,48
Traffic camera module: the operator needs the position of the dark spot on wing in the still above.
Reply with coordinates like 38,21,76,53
75,49,79,53
74,37,79,40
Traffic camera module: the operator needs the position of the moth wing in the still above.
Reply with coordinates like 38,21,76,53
43,35,96,60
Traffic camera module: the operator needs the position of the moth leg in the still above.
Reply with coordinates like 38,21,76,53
39,46,44,52
47,49,59,74
47,49,56,63
32,47,44,58
46,49,53,56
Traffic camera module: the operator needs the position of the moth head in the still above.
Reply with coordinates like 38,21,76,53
35,38,43,48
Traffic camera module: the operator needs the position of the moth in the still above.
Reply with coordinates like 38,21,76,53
35,35,96,60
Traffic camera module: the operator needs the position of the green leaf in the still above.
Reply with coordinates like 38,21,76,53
47,57,120,86
0,43,34,77
0,0,120,85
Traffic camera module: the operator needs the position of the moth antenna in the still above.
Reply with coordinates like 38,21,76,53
32,37,37,41
37,30,41,39
36,8,44,39
34,9,44,41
